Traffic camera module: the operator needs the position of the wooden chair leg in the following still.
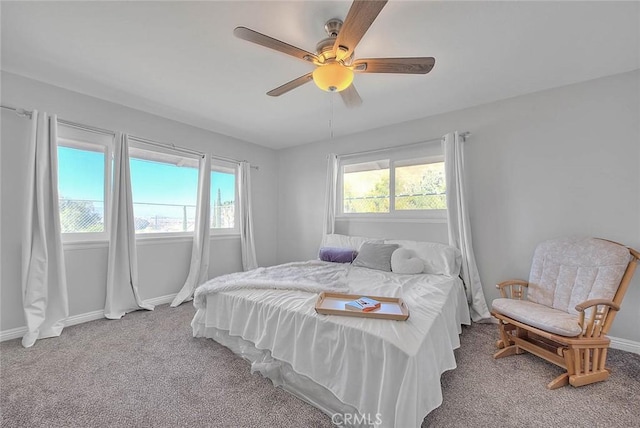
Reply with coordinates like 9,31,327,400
570,371,610,387
494,345,519,359
544,346,611,389
494,321,524,358
497,321,513,346
547,347,573,389
568,346,611,387
548,373,569,389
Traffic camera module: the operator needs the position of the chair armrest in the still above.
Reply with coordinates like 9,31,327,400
575,299,620,338
496,280,528,299
575,299,620,313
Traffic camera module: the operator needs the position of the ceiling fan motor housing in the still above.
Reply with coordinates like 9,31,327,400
324,18,343,37
316,19,343,62
316,37,336,60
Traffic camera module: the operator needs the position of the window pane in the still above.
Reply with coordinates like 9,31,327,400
395,161,446,210
211,170,236,229
58,146,105,233
343,161,390,213
129,149,198,233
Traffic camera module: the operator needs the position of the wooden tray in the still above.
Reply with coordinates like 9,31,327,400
315,292,409,321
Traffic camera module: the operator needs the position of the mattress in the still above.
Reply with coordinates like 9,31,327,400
192,262,471,427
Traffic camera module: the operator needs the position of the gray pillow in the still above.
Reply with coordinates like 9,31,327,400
352,242,399,272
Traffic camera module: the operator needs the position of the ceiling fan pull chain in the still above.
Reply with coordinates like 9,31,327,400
329,93,335,140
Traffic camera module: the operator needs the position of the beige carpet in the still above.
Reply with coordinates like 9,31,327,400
423,322,640,427
1,303,638,427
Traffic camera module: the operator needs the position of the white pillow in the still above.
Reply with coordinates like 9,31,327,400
385,239,462,276
323,234,383,251
391,248,424,274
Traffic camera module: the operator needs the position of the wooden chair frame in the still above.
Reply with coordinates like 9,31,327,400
491,242,639,389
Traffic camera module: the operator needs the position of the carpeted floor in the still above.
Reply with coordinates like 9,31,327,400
1,303,639,427
423,322,640,427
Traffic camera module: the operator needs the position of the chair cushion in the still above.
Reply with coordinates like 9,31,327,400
492,298,582,337
527,237,630,315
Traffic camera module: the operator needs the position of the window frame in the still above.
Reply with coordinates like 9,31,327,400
57,125,113,243
337,152,447,220
210,160,240,236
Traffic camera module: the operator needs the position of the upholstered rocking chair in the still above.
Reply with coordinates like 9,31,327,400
491,237,639,389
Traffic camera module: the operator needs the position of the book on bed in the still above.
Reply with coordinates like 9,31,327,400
345,297,381,312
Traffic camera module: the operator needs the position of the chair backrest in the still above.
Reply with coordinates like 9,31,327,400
527,237,631,315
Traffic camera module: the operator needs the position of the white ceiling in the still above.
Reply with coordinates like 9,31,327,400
1,1,638,150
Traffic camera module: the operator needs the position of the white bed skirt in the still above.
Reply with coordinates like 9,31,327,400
192,265,471,427
196,325,378,427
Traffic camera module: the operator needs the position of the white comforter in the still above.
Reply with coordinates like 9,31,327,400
194,261,349,309
192,261,471,428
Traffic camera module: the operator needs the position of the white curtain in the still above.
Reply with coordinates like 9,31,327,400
443,131,491,321
105,133,154,319
21,111,69,348
322,154,338,239
239,161,258,271
171,155,211,306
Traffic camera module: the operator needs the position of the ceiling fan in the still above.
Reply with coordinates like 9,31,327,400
234,0,435,108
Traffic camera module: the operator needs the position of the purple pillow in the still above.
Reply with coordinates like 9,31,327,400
319,247,358,263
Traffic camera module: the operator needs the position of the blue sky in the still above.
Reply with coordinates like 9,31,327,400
58,147,236,209
58,147,104,202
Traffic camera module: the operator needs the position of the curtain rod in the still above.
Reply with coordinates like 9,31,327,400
129,135,203,157
58,118,117,137
1,104,259,169
337,131,470,160
1,104,33,118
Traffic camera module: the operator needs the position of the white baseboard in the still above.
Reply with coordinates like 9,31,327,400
0,327,29,343
609,336,640,355
0,293,177,343
65,309,105,327
145,293,178,306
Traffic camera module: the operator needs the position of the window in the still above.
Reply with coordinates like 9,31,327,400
129,142,199,235
394,159,446,210
57,125,112,240
211,161,239,234
343,160,390,213
339,150,446,218
57,129,239,240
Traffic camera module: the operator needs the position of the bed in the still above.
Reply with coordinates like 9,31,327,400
191,235,471,427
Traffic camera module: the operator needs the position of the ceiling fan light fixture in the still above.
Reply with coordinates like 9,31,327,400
312,62,354,92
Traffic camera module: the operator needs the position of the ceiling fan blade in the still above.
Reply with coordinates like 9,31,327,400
267,73,314,97
340,84,363,108
333,0,388,59
352,57,436,74
234,27,318,64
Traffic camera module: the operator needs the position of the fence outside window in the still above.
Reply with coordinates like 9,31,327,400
59,198,235,233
